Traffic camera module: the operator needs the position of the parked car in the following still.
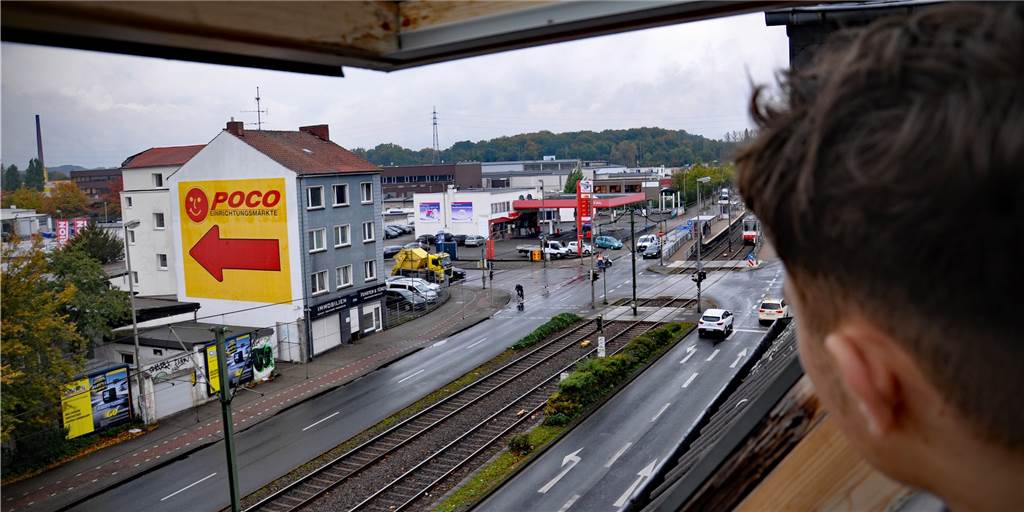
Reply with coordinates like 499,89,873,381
698,308,734,339
758,298,789,325
636,234,658,252
404,242,425,250
464,234,487,247
385,289,427,311
641,242,662,259
387,279,439,302
398,224,415,234
517,240,570,258
387,275,442,293
417,233,437,246
384,226,403,239
565,241,593,255
450,234,468,246
383,245,404,259
594,235,623,249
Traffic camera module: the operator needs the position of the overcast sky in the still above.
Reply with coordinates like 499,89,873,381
0,12,788,170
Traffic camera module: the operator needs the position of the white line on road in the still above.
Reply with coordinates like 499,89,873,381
466,337,487,349
397,369,425,384
678,345,697,364
432,339,448,348
734,328,768,334
160,473,216,501
706,349,720,362
559,494,581,512
651,403,671,422
682,373,699,388
301,411,340,432
604,442,633,468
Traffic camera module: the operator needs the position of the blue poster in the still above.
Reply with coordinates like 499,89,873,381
451,201,473,222
90,367,131,429
225,334,253,387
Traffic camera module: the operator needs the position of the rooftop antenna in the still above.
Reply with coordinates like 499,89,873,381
242,87,269,130
432,106,440,164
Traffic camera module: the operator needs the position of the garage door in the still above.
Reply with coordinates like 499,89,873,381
311,314,342,356
153,374,194,420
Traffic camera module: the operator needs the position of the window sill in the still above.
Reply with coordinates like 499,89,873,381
361,200,373,205
154,227,166,230
309,248,327,254
158,268,168,271
334,243,351,249
363,239,375,244
337,284,353,290
364,277,377,282
306,206,325,211
333,203,350,208
311,290,328,297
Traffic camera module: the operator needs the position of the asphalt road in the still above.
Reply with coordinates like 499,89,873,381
478,261,787,512
67,249,679,512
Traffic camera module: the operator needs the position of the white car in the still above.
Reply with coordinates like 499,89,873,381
758,298,789,325
565,241,593,255
387,276,442,293
636,234,658,252
698,308,734,339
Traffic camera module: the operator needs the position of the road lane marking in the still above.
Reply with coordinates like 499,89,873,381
706,349,719,362
432,339,448,348
604,442,633,468
160,473,216,501
466,337,487,349
559,495,581,512
651,403,671,422
678,345,697,364
301,411,340,432
734,328,768,333
682,373,699,388
397,369,425,384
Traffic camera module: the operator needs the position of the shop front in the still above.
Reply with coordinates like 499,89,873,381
309,283,386,356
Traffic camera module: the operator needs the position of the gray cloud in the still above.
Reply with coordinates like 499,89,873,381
0,13,787,169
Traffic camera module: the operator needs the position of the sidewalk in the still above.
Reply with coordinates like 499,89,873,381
3,286,511,512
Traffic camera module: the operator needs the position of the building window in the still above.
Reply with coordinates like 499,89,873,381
131,271,139,285
336,265,352,289
310,270,328,296
334,224,350,247
157,253,168,270
152,173,164,187
127,229,136,245
333,184,349,206
308,228,326,253
125,196,133,208
360,182,373,203
121,353,134,365
153,212,165,229
307,186,324,209
153,349,163,356
364,260,377,281
362,221,374,243
490,201,510,214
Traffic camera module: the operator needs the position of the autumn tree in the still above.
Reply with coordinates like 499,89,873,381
99,177,123,220
64,222,123,264
3,164,22,191
2,187,44,210
609,141,638,167
24,158,46,191
48,247,131,347
42,181,90,217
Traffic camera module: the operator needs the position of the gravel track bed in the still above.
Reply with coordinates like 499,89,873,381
303,321,646,512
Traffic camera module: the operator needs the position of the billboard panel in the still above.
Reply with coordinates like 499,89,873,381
178,178,290,303
419,202,441,222
60,366,132,439
61,378,94,439
451,201,473,222
56,219,70,246
205,333,255,395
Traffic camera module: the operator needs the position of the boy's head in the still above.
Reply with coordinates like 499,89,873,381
738,2,1023,505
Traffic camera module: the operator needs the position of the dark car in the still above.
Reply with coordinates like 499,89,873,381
398,224,415,234
384,226,403,239
642,243,662,259
385,289,426,311
452,234,468,246
383,245,403,259
450,268,467,282
417,233,436,246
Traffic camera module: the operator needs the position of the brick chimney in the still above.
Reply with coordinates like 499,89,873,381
299,124,329,141
226,120,244,137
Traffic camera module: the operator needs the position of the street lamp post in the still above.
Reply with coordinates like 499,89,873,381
696,177,711,314
123,219,148,425
629,208,638,316
539,180,547,269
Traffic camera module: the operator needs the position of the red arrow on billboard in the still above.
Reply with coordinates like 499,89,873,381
189,225,281,282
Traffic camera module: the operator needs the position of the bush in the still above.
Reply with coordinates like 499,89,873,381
508,434,532,455
543,413,572,427
512,313,583,350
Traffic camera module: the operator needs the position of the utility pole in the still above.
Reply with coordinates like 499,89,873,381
212,326,241,512
696,177,711,314
726,187,733,253
589,244,596,309
630,208,638,316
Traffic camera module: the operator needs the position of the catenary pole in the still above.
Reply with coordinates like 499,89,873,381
630,208,638,316
212,326,241,512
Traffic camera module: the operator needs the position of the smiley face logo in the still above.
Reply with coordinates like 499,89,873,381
185,188,209,223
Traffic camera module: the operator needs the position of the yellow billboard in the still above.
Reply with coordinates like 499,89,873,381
61,378,94,439
179,178,291,303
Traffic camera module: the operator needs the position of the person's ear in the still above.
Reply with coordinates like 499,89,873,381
824,330,901,437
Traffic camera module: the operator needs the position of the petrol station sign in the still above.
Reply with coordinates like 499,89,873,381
576,180,594,256
179,178,291,303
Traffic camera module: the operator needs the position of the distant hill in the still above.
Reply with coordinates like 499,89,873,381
48,164,85,176
351,127,739,168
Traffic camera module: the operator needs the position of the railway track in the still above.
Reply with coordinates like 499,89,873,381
249,318,632,512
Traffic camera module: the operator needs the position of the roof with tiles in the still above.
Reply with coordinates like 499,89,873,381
225,121,378,175
121,144,205,169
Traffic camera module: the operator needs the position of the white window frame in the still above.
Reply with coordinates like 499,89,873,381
306,186,324,210
310,270,328,296
127,229,136,245
152,173,164,187
333,184,350,207
362,221,375,243
125,196,133,208
157,253,168,270
308,228,326,253
131,271,139,285
153,212,165,230
336,265,353,289
363,259,377,281
360,182,373,204
334,224,351,248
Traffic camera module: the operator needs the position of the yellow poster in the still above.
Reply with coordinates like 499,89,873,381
206,345,220,395
61,378,94,439
179,178,291,303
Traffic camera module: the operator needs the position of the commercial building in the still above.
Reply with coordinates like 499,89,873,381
167,121,385,361
1,207,50,239
380,162,481,199
70,168,122,201
413,188,533,239
120,144,205,296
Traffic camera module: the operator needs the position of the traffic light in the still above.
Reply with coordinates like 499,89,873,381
590,270,599,282
596,315,603,332
691,271,708,283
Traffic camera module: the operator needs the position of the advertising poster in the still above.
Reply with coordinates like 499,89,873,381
72,217,88,236
178,178,290,303
205,345,220,395
252,334,276,381
61,378,94,439
419,202,441,222
205,333,255,395
56,219,70,246
90,367,131,430
451,201,473,222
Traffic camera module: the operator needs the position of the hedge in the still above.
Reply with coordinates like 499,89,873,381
511,313,583,350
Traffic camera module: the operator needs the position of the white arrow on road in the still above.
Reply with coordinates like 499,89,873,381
730,348,749,369
678,345,697,364
613,458,658,507
538,448,583,494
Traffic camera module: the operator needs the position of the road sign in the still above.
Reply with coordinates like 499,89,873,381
179,178,291,303
598,336,606,357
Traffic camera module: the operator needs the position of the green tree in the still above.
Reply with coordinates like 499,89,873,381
65,222,124,264
48,247,131,349
3,164,22,191
563,167,583,193
1,238,87,445
609,141,638,166
24,158,46,191
42,181,90,217
2,187,44,210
